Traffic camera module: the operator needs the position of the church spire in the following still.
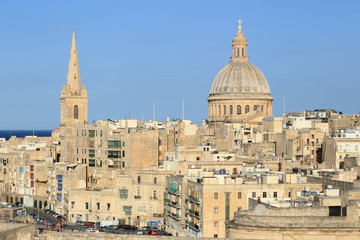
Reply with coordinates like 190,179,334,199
66,31,81,92
231,19,249,62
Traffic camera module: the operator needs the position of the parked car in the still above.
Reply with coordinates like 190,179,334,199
57,216,66,222
76,221,84,225
106,225,119,230
149,230,158,235
85,228,95,232
120,225,137,231
141,226,152,231
85,221,94,226
137,230,145,235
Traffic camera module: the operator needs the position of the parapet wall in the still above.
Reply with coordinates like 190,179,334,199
0,223,35,240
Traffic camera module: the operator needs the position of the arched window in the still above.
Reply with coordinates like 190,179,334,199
229,105,233,115
253,105,258,111
237,105,241,115
218,105,221,115
74,105,79,119
245,105,250,114
223,105,226,115
237,48,239,57
242,48,245,57
261,105,264,112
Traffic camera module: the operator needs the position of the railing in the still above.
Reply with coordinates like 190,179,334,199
188,195,201,204
168,188,180,195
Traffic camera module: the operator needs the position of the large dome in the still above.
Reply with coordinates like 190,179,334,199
209,61,271,98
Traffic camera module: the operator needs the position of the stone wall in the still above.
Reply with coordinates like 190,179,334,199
306,176,354,193
0,223,35,240
42,231,224,240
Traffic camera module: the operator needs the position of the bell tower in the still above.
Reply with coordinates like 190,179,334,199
60,32,88,163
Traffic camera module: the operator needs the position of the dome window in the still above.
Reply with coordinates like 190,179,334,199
237,105,241,115
245,105,250,114
229,105,233,115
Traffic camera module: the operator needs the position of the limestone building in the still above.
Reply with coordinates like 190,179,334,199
208,20,272,125
60,32,88,163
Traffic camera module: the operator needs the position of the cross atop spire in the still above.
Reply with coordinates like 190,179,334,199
66,31,81,93
237,19,243,34
231,19,248,62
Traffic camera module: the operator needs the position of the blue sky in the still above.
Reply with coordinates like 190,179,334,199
0,1,359,130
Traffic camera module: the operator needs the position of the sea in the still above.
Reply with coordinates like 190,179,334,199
0,130,52,140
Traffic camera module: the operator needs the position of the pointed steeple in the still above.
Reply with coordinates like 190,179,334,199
66,31,81,93
231,19,249,62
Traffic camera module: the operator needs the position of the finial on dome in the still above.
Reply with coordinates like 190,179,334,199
237,19,243,33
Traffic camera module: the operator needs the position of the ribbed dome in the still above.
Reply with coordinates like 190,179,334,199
209,61,271,97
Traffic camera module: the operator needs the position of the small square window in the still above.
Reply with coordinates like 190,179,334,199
214,221,218,227
214,192,218,199
214,207,218,214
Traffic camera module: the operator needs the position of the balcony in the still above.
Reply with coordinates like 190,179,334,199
168,212,180,221
186,220,201,232
167,200,180,209
167,187,180,195
186,209,200,218
187,195,201,204
134,195,141,199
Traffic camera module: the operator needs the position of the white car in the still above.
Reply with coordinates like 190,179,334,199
136,230,145,235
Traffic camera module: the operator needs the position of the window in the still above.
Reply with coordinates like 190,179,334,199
107,203,111,211
288,192,291,197
245,105,250,114
108,151,120,158
253,105,258,111
229,105,233,115
89,149,95,157
71,201,75,209
154,177,157,184
120,189,128,198
261,105,264,112
263,192,267,198
223,105,226,115
108,140,120,148
214,234,218,238
137,176,141,184
89,130,96,138
85,202,89,209
97,202,100,210
274,192,278,198
74,105,79,119
89,159,96,167
214,207,218,214
237,105,241,115
238,192,242,199
252,192,256,198
214,221,218,227
218,105,221,115
214,192,218,199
